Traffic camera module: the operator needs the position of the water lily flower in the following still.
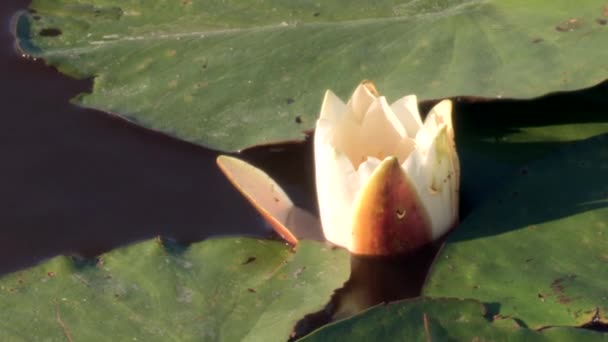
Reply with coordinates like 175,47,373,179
314,81,459,256
216,81,459,257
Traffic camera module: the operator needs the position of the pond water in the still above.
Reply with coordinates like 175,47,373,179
0,1,280,275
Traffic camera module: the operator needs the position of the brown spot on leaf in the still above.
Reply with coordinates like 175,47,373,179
532,38,543,44
538,293,546,302
550,275,577,304
597,18,608,25
47,271,56,277
313,12,320,17
242,256,257,265
556,18,583,32
493,314,508,321
247,288,256,293
39,28,62,37
294,116,302,124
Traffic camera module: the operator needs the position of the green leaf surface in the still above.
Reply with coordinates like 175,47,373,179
300,297,607,341
15,0,608,151
424,134,608,328
452,84,608,207
0,238,349,341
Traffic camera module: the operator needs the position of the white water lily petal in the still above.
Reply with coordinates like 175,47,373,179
392,138,417,165
356,157,382,185
359,96,408,162
217,156,325,245
332,115,363,168
365,96,407,139
346,81,378,123
319,90,347,122
429,99,456,142
422,111,440,133
390,95,423,138
421,99,453,137
315,119,362,250
332,91,413,169
403,122,458,239
216,155,297,245
429,100,459,233
426,126,459,238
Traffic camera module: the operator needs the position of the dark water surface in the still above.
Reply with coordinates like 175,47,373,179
0,1,290,275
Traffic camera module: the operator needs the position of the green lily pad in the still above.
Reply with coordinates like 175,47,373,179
452,85,608,207
14,0,608,151
0,237,349,341
300,298,607,341
424,134,608,328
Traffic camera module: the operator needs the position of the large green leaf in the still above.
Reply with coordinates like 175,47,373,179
451,84,608,208
14,0,608,151
0,237,349,341
300,298,607,341
424,134,608,328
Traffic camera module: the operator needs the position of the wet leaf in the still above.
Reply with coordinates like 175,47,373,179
14,0,608,151
300,298,608,341
0,238,349,341
424,134,608,328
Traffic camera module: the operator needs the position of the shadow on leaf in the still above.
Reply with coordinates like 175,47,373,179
449,133,608,242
